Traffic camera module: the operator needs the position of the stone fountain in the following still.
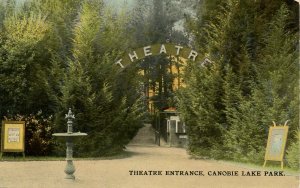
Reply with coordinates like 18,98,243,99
53,108,87,179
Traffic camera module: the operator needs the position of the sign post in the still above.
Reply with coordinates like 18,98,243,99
1,121,25,158
263,120,289,169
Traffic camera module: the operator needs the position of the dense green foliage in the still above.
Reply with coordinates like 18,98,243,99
0,0,145,156
286,131,300,169
0,0,298,167
129,0,190,111
4,112,54,156
177,0,299,166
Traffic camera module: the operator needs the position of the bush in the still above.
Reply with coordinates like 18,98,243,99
4,112,54,156
286,131,299,169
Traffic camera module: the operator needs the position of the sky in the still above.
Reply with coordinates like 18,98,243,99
104,0,136,12
12,0,136,7
10,0,137,12
104,0,135,7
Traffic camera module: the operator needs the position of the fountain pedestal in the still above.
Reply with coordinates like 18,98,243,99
53,108,87,179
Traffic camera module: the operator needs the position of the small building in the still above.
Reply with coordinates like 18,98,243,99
159,108,187,148
166,115,187,147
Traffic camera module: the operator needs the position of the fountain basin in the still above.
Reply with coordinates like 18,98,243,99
52,108,87,180
53,132,87,141
53,132,87,179
53,132,87,137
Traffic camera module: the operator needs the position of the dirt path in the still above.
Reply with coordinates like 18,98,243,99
128,124,167,146
0,145,298,188
128,124,156,146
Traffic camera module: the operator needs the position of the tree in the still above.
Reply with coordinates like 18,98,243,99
0,0,145,156
0,1,66,155
176,61,224,158
252,4,299,156
128,0,192,113
55,0,145,156
177,0,299,163
0,6,62,117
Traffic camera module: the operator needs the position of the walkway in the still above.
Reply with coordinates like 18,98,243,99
0,145,298,188
128,123,167,146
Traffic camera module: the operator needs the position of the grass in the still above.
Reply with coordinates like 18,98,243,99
0,156,65,161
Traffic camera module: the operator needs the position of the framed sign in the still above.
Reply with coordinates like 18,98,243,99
1,121,25,155
263,121,289,169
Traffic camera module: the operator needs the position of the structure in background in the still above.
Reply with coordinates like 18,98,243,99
156,107,187,148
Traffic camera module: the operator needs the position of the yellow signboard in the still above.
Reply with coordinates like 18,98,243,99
263,121,289,169
1,121,25,153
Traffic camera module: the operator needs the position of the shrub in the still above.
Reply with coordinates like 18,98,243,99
3,112,54,156
286,131,299,169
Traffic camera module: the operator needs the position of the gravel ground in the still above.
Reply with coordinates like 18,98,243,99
0,145,298,188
